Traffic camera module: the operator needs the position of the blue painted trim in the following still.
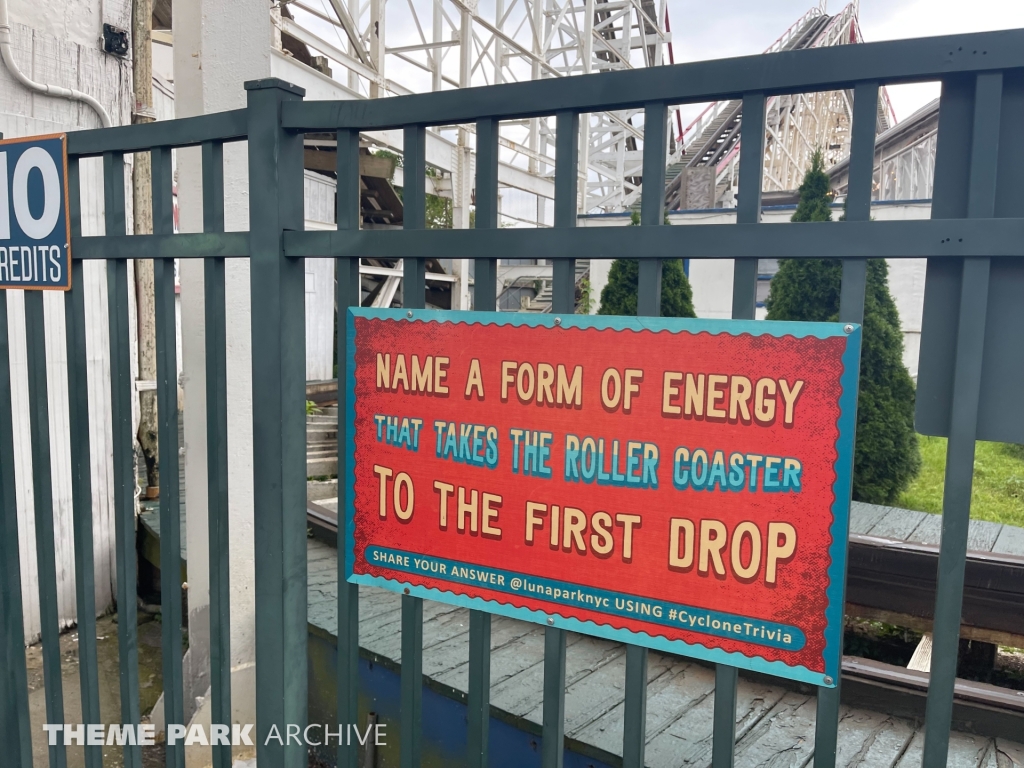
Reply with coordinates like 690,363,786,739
822,324,862,684
349,307,852,339
363,545,806,650
345,312,359,601
345,308,860,689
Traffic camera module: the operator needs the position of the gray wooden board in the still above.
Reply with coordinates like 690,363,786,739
433,615,542,694
996,738,1024,767
850,502,1024,554
909,512,943,547
895,731,995,768
306,538,1024,766
642,674,791,767
834,709,916,768
967,519,1006,553
992,524,1024,556
567,650,677,737
363,599,466,663
850,502,891,535
867,507,930,540
491,633,623,720
732,691,818,767
572,659,709,754
521,643,679,737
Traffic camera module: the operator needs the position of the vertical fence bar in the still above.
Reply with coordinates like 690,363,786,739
731,92,765,321
813,80,878,768
335,126,361,768
245,78,309,768
202,139,232,768
152,145,185,768
399,121,427,768
104,150,143,768
66,155,103,768
540,108,578,768
468,125,496,758
0,286,33,768
552,110,579,314
621,645,649,768
25,289,67,768
838,81,879,330
467,610,491,768
474,117,499,311
710,90,767,768
711,665,738,768
403,124,427,308
620,99,667,768
400,596,423,768
1,132,24,768
542,625,567,768
637,101,667,318
454,0,509,563
922,71,1002,767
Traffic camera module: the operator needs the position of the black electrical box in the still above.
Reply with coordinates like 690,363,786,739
103,24,129,57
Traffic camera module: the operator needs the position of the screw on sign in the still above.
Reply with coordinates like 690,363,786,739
0,134,72,290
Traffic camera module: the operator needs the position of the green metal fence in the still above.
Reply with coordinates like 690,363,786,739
1,26,1023,768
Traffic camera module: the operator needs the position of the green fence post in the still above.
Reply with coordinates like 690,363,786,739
153,143,185,768
400,121,426,768
105,149,143,768
473,117,499,311
65,156,103,768
202,139,233,768
813,80,877,768
246,77,309,768
922,70,1002,768
0,290,32,768
335,126,362,768
25,289,68,768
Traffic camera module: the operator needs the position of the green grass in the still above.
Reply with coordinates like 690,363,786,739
897,436,1024,527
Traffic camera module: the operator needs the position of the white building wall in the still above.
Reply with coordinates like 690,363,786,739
1,1,133,643
175,0,275,732
304,171,337,382
579,202,930,377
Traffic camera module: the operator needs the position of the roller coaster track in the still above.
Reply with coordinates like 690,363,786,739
664,3,897,211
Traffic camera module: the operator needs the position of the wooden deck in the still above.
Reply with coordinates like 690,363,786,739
307,531,1024,768
137,449,1024,765
849,501,1024,555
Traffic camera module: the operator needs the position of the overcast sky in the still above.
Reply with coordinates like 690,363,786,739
670,0,1024,120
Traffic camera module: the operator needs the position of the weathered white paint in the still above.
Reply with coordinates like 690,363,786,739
304,170,336,381
580,202,930,376
0,0,133,642
0,18,129,132
174,0,273,734
8,0,130,53
588,258,611,315
866,203,930,379
6,177,138,643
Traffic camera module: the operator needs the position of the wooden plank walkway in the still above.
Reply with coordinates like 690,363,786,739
135,447,1024,766
307,534,1024,768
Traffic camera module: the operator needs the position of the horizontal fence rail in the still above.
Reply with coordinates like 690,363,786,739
281,29,1024,130
66,109,248,157
281,218,1024,260
0,25,1020,768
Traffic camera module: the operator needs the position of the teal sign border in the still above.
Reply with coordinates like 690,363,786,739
345,309,861,687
